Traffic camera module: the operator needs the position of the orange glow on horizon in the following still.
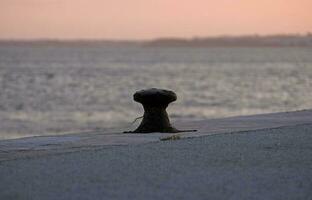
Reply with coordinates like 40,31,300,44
0,0,311,39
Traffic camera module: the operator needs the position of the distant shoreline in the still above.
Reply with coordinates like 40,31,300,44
145,34,312,47
0,34,312,47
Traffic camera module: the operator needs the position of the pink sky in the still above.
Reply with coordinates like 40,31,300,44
0,0,311,39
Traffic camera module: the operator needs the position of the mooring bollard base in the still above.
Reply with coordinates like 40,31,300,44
123,129,197,134
131,126,180,134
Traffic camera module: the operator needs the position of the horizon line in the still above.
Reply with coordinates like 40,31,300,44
0,32,311,42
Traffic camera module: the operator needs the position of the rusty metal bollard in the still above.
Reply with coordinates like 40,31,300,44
125,88,196,133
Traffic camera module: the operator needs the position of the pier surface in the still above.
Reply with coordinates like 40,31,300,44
0,110,312,199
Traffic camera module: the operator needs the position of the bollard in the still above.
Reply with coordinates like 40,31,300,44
125,88,196,133
131,88,178,133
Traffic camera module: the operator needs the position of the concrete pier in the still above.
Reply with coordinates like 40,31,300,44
0,110,312,199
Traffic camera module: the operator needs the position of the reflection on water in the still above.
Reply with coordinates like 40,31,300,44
0,44,312,139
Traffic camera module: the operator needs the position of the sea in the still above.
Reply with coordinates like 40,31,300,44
0,42,312,139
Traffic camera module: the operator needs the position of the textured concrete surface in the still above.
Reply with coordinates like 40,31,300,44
1,110,312,162
0,123,312,200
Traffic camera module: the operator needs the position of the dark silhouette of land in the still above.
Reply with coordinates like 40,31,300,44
1,34,311,47
145,34,312,47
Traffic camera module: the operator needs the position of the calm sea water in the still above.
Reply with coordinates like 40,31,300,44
0,43,312,139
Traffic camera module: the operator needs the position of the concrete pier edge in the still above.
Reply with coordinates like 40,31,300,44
1,109,312,162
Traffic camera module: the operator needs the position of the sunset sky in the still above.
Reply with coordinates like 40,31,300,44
0,0,311,39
